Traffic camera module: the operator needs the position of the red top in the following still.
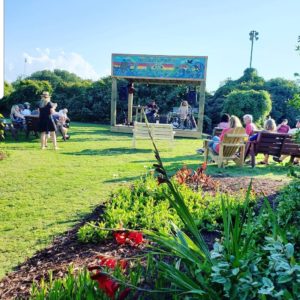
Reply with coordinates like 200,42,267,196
215,128,232,153
245,123,256,136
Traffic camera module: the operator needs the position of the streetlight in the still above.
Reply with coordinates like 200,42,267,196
23,58,28,78
249,30,259,68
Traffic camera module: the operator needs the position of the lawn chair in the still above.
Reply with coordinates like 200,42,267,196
203,127,247,168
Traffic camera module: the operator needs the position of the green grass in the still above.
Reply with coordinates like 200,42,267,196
0,123,290,278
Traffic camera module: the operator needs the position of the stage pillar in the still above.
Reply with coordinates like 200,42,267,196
111,77,117,126
197,81,206,134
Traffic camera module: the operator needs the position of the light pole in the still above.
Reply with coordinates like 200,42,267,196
23,58,27,78
249,30,259,68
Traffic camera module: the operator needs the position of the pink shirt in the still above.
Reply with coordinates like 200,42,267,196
215,128,232,153
277,124,290,134
245,123,256,136
218,122,230,129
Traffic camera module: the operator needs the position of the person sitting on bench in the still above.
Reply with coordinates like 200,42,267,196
10,105,25,129
57,108,70,140
273,118,300,165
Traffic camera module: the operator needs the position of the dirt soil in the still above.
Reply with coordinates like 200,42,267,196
0,176,288,300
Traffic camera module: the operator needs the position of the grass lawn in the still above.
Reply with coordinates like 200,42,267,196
0,122,290,278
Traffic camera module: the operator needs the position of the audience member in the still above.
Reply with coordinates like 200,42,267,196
22,102,32,116
10,104,25,128
51,103,60,122
243,114,257,136
57,108,70,140
273,118,300,165
208,115,243,154
277,119,290,133
258,118,277,165
218,113,230,129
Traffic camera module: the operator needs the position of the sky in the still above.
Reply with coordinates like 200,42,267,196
3,0,300,93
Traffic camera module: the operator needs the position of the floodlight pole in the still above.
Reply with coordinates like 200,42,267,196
249,30,259,68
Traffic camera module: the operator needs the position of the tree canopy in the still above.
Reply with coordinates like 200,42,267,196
1,68,300,132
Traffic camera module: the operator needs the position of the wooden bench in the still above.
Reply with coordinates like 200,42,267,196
132,121,175,148
25,116,39,138
248,132,300,167
204,127,247,168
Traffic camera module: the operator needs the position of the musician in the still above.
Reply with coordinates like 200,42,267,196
178,100,189,128
145,100,159,123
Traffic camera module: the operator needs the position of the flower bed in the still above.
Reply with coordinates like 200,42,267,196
77,165,256,244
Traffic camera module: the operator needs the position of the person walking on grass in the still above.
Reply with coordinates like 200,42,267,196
38,91,58,150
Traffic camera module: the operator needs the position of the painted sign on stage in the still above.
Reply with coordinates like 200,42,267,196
112,54,207,82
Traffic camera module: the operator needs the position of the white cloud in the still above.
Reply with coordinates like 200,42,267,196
5,48,101,82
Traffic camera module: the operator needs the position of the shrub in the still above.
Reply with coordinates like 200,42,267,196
223,89,272,124
77,172,255,244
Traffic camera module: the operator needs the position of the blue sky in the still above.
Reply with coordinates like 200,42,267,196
4,0,300,92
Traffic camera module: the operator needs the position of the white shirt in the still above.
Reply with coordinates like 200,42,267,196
22,109,31,116
288,128,300,135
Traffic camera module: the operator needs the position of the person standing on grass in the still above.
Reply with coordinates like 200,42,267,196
38,91,58,150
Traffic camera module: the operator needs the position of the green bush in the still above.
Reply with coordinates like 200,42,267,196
223,89,272,124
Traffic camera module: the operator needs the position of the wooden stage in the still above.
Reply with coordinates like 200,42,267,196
110,124,202,139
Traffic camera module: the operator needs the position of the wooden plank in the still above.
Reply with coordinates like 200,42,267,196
197,81,205,134
110,78,117,126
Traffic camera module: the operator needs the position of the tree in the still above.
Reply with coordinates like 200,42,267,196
27,69,82,89
223,89,272,124
4,81,14,97
5,80,52,110
265,78,300,125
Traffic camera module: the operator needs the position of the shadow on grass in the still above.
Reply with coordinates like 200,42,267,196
131,153,200,164
103,174,144,183
62,147,153,156
203,162,290,178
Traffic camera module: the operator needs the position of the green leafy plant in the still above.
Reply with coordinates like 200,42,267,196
30,266,103,300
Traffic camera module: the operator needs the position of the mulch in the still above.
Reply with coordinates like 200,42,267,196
0,176,288,300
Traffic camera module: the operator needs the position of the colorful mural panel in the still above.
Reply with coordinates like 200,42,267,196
111,54,207,81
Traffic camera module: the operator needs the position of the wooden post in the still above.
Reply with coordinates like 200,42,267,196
111,77,117,126
128,93,133,124
197,81,206,134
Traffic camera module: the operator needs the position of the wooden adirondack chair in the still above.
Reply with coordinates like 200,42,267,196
203,127,247,168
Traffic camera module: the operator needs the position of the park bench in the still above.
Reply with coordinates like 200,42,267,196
203,127,247,168
248,131,300,167
132,121,175,148
25,116,39,138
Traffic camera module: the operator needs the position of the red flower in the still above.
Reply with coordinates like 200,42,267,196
128,231,143,245
114,231,128,245
119,259,128,269
91,273,119,299
119,287,131,300
96,255,127,270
